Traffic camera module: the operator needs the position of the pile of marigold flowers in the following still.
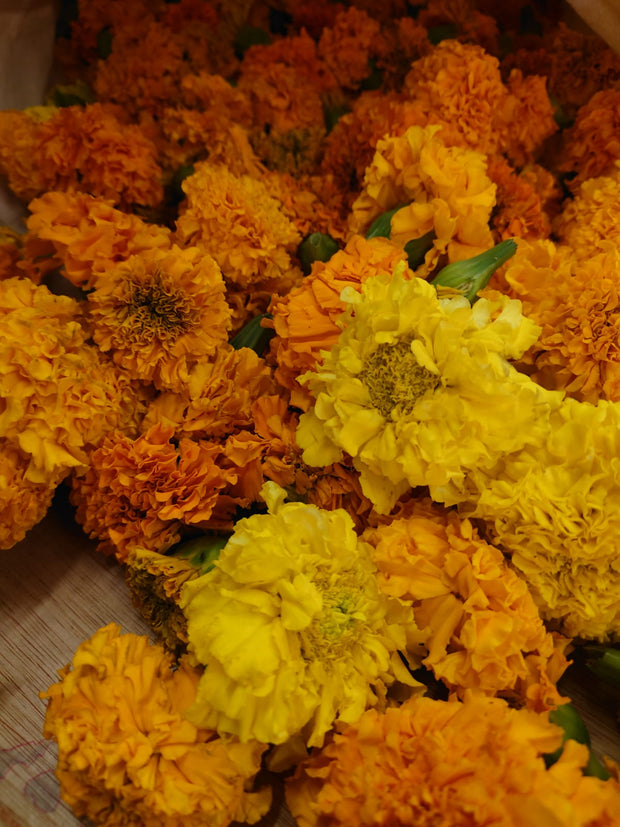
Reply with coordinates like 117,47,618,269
3,0,620,824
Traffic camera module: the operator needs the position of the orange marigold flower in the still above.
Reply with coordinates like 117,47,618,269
349,124,496,269
70,423,237,561
486,156,558,242
364,499,570,710
557,89,620,192
0,227,23,280
26,191,172,289
41,623,271,827
0,438,64,550
269,234,410,409
554,163,620,260
317,6,388,91
499,68,557,168
140,343,277,440
175,161,302,290
0,104,163,209
0,277,145,481
502,239,620,403
87,244,231,392
286,694,620,827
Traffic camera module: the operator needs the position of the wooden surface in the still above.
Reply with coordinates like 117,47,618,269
1,487,618,826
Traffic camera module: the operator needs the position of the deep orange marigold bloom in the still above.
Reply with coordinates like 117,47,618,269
70,423,237,561
175,161,302,290
502,239,620,403
364,499,570,710
317,6,388,91
140,343,277,441
26,191,172,289
557,89,620,192
286,693,620,827
41,623,271,827
269,234,410,410
87,244,231,392
0,277,145,482
487,157,558,242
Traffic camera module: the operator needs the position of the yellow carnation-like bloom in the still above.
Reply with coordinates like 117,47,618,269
41,623,271,827
87,244,231,392
286,694,620,827
181,482,426,748
348,124,496,272
296,265,558,514
460,396,620,641
364,499,570,710
0,277,145,482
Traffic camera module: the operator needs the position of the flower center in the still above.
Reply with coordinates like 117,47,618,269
359,340,439,417
301,577,362,661
126,269,197,343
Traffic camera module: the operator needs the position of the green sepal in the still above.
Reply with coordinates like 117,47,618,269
365,205,407,240
45,80,96,108
234,24,271,57
360,58,383,91
97,26,113,59
431,239,517,303
165,534,229,574
583,645,620,687
404,230,436,270
544,702,610,780
298,232,339,275
427,23,458,45
230,313,275,357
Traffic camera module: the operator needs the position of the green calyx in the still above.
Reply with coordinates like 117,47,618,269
584,645,620,687
431,239,517,303
230,313,275,357
166,534,229,575
544,702,610,780
298,232,340,275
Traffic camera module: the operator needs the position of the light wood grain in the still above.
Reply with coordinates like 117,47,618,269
1,488,618,826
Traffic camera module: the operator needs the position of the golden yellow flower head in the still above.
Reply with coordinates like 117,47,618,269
180,482,426,748
41,623,271,827
296,264,557,514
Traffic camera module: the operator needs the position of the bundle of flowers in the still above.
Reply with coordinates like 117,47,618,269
2,0,620,824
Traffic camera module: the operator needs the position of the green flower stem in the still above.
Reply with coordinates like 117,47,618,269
431,239,517,302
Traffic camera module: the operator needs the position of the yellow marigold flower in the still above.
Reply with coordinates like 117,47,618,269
348,125,496,272
174,161,302,290
70,423,237,561
364,499,570,710
181,482,426,748
286,694,620,827
0,277,144,481
87,244,231,392
461,396,620,641
0,438,64,549
26,191,172,289
296,264,555,514
554,163,620,260
269,234,410,410
502,239,620,403
41,623,271,827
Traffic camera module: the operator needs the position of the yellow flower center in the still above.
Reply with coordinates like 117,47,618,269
359,340,439,417
125,270,197,343
301,573,366,661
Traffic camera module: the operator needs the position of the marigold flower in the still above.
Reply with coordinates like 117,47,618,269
557,89,620,192
317,6,388,91
0,277,145,482
364,499,570,710
285,693,620,827
502,239,620,403
0,439,64,549
70,423,237,561
0,227,23,280
41,623,271,827
460,396,620,641
348,124,497,269
180,482,426,748
296,264,555,514
417,0,500,53
87,244,231,392
487,157,559,242
26,191,172,289
174,161,302,290
0,104,163,209
269,234,410,410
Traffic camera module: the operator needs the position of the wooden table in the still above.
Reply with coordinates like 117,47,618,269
1,488,618,826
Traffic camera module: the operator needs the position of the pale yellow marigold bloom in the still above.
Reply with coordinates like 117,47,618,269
180,482,426,749
296,264,560,514
460,396,620,641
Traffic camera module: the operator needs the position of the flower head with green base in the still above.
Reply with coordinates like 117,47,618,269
296,261,562,514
